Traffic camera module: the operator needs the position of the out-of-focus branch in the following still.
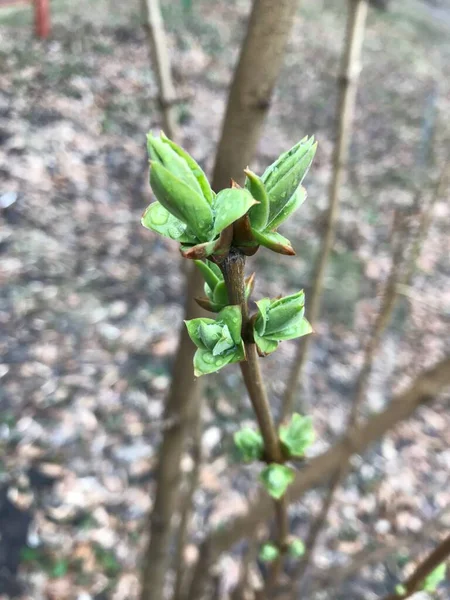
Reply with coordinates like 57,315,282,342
186,357,450,598
305,506,450,597
142,0,178,138
281,0,369,418
172,408,203,600
381,533,450,600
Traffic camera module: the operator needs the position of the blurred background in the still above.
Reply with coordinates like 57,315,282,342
0,0,449,599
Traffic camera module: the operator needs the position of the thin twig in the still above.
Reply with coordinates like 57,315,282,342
281,0,369,419
186,357,450,598
381,533,450,600
141,0,178,138
305,506,450,598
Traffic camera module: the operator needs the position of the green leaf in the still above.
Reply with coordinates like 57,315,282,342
147,134,204,198
150,162,213,240
259,543,280,563
251,228,295,255
141,201,195,242
264,291,305,336
264,317,312,342
261,136,309,189
279,414,315,458
253,328,279,356
206,259,222,278
254,298,271,336
198,321,226,350
218,305,242,345
260,464,295,499
422,563,447,592
212,280,229,306
395,584,407,596
160,132,214,204
185,317,216,349
262,137,317,226
211,324,235,356
212,188,258,238
245,168,270,230
266,186,307,230
234,428,264,462
193,345,244,377
194,260,221,292
288,538,306,558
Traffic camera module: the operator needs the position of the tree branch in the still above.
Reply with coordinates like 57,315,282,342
382,533,450,600
186,357,450,597
281,0,369,418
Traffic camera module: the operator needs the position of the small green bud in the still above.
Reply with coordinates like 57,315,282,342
253,292,312,356
395,584,407,596
279,414,315,458
185,306,245,376
259,543,279,563
422,563,446,592
288,538,306,559
234,428,264,462
260,464,295,499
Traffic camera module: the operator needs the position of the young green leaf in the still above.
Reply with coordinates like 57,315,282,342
234,428,264,462
150,162,213,240
259,542,280,563
251,228,295,255
141,201,195,243
263,291,305,336
159,132,214,204
279,414,315,458
245,168,270,231
147,134,204,197
288,538,306,559
212,188,258,238
260,464,295,499
261,136,309,190
266,186,307,231
194,259,220,292
422,563,447,592
395,584,407,596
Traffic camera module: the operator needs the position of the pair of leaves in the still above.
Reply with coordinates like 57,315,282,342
259,538,305,563
243,136,317,255
194,260,255,313
260,464,295,500
185,306,245,376
253,291,312,356
142,133,258,257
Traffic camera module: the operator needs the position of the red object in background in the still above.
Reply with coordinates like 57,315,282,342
0,0,51,39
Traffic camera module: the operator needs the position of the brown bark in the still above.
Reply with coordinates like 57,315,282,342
281,0,369,418
140,266,203,600
187,357,450,597
211,0,301,191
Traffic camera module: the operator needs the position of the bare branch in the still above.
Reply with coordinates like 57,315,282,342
281,0,369,418
381,533,450,600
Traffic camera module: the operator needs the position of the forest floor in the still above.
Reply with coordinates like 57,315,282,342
0,0,449,599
